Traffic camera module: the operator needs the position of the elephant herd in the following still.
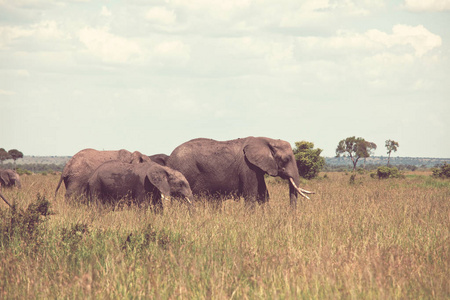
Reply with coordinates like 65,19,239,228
2,137,314,211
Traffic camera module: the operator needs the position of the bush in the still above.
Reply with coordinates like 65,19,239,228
0,194,52,248
16,168,32,176
431,163,450,178
293,141,325,179
376,166,404,179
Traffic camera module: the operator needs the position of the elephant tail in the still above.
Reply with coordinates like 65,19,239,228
55,174,64,198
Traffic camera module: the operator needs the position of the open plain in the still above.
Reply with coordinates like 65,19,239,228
1,172,449,299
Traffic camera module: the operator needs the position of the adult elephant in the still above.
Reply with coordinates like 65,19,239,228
149,154,169,166
55,149,151,199
87,161,192,211
0,169,21,190
166,137,313,208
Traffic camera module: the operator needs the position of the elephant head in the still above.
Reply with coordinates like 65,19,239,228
0,169,21,189
243,137,314,206
130,151,152,164
143,164,193,204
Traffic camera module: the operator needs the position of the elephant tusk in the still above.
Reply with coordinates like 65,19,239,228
184,197,191,204
289,178,314,200
161,194,169,201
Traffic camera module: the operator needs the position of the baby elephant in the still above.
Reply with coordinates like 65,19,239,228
87,161,193,210
0,169,21,191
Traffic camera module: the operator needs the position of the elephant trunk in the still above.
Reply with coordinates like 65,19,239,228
288,173,314,209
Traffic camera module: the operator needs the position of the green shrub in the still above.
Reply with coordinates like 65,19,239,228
431,163,450,178
0,194,52,248
61,223,90,252
16,168,32,176
293,141,325,179
376,166,404,179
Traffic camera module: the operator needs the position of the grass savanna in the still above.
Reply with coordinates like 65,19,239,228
1,172,449,299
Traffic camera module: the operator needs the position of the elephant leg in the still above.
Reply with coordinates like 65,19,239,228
256,178,269,205
242,173,268,208
151,193,163,214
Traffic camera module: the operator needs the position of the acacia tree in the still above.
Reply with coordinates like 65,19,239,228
293,141,325,179
336,137,377,171
8,149,23,169
0,148,11,165
385,139,399,166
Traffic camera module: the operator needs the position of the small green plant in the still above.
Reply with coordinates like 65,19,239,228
16,167,32,176
123,224,185,254
357,167,365,174
61,223,90,252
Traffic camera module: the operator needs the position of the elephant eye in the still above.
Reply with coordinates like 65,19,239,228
281,156,290,164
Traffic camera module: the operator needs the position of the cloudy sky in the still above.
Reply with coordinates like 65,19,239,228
1,0,449,158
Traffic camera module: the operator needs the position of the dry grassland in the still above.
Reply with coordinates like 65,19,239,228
1,172,449,299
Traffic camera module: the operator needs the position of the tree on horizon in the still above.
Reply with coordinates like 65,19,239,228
336,137,377,171
8,149,24,170
0,148,11,165
385,140,399,166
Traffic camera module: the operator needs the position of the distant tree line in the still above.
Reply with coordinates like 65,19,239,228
1,162,64,174
322,163,419,172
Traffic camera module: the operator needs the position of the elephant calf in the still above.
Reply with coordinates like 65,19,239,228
0,169,21,191
87,161,192,210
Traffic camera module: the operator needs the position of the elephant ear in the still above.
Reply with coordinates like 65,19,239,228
0,172,10,185
145,168,171,197
243,137,278,176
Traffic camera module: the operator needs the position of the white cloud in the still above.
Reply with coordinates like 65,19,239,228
0,25,32,48
0,20,67,49
32,20,68,40
367,25,442,57
171,0,251,12
404,0,450,11
280,0,375,27
153,40,190,64
0,89,15,95
100,6,112,17
78,27,142,63
145,7,176,24
297,24,441,57
14,69,30,77
170,0,251,20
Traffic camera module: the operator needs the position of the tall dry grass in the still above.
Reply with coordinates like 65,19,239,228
0,172,449,299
